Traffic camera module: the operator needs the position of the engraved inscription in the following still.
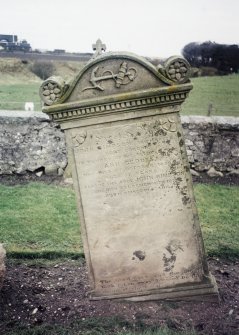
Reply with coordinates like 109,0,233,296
73,114,203,295
96,266,203,294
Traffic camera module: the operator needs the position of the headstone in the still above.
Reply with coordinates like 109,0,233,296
0,244,6,290
40,43,218,301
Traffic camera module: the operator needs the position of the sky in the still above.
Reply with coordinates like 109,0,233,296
1,0,238,58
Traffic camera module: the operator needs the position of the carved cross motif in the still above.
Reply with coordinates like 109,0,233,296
92,39,106,59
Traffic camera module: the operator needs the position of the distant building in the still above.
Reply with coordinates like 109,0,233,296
0,34,31,52
53,49,65,54
0,34,18,43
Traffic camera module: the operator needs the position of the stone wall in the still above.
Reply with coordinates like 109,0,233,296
0,111,67,176
182,116,239,175
0,111,238,176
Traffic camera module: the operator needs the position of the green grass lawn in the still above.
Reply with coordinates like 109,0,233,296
0,183,81,259
182,74,239,116
0,182,238,259
195,184,239,257
0,83,42,111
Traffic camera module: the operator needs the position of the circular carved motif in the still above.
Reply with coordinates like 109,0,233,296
39,76,66,106
164,57,191,84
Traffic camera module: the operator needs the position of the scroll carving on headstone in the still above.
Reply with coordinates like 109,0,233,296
40,41,218,302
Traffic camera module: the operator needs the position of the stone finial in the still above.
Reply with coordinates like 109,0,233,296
0,244,6,290
92,39,106,59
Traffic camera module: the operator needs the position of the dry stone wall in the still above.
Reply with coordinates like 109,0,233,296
0,111,238,176
182,116,239,174
0,111,67,175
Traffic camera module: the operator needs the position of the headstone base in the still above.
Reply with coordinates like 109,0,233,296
91,274,218,302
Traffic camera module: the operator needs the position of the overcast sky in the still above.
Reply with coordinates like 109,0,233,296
1,0,238,58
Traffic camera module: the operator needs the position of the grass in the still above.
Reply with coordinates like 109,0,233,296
195,184,239,257
182,74,239,116
3,316,196,335
0,182,238,259
0,183,82,259
0,83,42,111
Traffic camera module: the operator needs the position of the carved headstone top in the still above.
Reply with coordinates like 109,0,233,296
40,51,191,114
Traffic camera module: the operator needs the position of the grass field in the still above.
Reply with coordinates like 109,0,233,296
0,183,81,259
0,182,238,259
0,83,42,111
0,70,238,116
182,74,239,116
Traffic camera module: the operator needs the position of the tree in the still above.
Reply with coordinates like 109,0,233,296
182,42,239,74
30,61,55,80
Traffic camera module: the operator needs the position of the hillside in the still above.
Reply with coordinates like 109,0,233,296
0,58,41,84
0,58,86,84
0,58,86,110
0,58,238,116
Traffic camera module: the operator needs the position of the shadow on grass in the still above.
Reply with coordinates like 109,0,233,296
207,245,239,260
7,251,84,260
7,248,239,261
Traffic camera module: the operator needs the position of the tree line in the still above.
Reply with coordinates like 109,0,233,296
182,41,239,74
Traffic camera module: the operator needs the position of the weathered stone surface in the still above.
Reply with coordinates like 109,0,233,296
0,244,6,290
41,50,218,301
57,167,64,176
70,114,217,300
35,170,43,177
182,116,239,172
0,111,67,175
227,169,239,176
190,168,200,177
63,177,73,185
207,167,224,178
44,164,58,175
